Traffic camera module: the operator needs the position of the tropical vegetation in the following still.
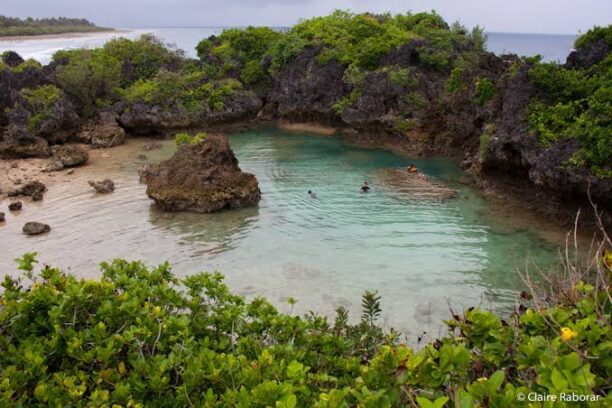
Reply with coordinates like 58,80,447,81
0,247,610,407
527,25,612,176
0,15,110,37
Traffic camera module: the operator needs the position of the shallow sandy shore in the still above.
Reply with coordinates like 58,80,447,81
0,140,144,203
277,121,337,136
0,29,126,42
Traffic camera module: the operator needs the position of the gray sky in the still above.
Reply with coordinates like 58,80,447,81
3,0,611,34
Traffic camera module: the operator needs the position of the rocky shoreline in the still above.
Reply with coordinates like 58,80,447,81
0,18,609,230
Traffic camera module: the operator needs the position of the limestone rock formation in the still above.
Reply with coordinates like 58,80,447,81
22,221,51,235
88,179,115,194
51,144,89,168
75,112,126,148
144,133,260,212
9,181,46,201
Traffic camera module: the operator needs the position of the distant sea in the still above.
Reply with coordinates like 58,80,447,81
0,28,577,65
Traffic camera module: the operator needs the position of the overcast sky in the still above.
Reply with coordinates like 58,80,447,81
3,0,611,34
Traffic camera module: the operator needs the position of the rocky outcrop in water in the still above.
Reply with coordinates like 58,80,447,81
88,179,115,194
22,221,50,235
144,133,261,212
8,201,22,211
0,211,5,222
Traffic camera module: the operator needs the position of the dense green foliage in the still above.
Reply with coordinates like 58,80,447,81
1,254,609,407
54,49,122,118
19,85,65,131
574,25,612,50
0,15,109,36
197,27,281,83
52,35,184,117
472,78,496,106
527,25,612,177
0,57,42,74
103,35,184,87
124,70,242,117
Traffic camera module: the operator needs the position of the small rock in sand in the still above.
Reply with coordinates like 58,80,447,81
8,201,23,211
67,169,75,175
14,178,22,185
137,154,148,161
0,212,5,222
22,222,51,235
9,180,47,200
10,162,19,169
44,160,65,172
143,142,162,151
88,179,115,194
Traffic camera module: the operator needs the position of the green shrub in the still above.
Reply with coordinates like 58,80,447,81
175,132,207,146
241,60,265,84
0,253,610,406
124,70,242,118
103,34,184,86
445,67,465,93
197,27,281,82
381,66,417,88
332,90,360,115
9,58,42,74
480,124,496,160
394,117,416,132
402,92,426,110
18,85,64,131
472,77,496,106
526,26,612,176
54,48,121,118
574,25,612,50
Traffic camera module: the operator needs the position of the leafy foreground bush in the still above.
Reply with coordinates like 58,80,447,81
0,253,610,407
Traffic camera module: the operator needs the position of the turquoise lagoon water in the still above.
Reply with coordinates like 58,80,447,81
0,128,561,338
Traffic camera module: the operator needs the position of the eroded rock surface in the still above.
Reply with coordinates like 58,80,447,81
76,112,126,148
51,145,89,168
9,180,46,201
144,133,260,212
88,179,115,194
22,221,50,235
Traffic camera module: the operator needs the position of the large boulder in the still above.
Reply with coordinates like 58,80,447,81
35,98,80,144
144,133,261,212
75,112,126,148
51,144,89,167
0,125,51,158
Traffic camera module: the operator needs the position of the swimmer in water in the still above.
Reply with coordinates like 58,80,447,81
407,164,418,173
360,181,370,193
308,190,318,199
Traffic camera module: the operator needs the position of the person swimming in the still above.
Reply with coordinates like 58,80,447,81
407,164,418,173
308,190,318,199
360,181,370,193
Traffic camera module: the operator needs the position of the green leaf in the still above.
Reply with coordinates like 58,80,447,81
488,370,505,391
551,369,568,390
